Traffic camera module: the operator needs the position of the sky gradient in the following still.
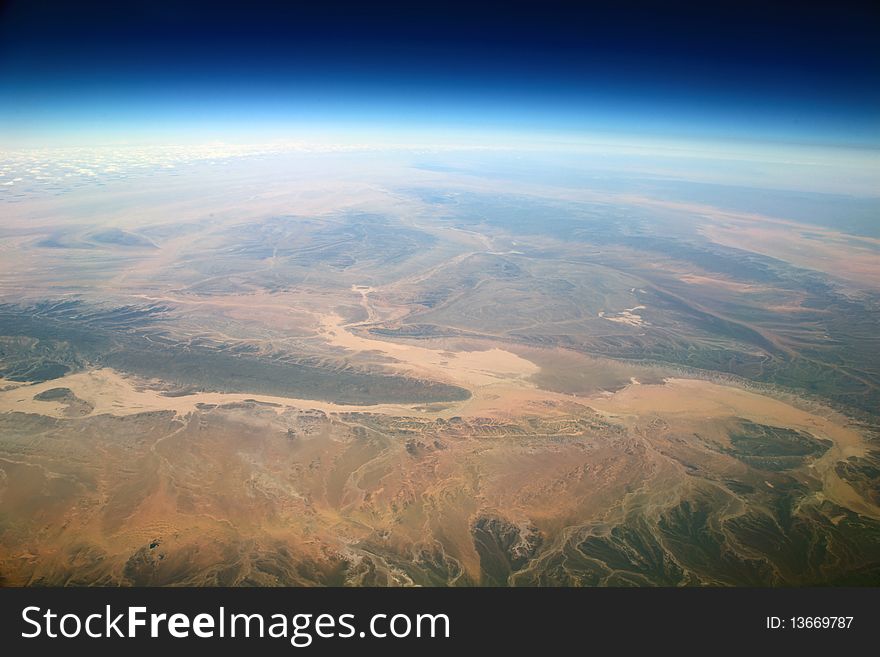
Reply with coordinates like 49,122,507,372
0,0,878,148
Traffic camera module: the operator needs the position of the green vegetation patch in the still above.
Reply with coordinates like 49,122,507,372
726,419,831,471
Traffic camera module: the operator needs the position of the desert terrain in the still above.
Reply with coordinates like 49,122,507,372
1,148,878,585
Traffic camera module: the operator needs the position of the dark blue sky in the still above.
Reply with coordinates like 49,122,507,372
0,0,878,146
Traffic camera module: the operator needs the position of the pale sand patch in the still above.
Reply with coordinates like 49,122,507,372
678,274,763,293
587,378,864,457
598,305,648,327
587,377,878,519
0,367,568,425
0,369,446,419
318,312,540,389
702,223,880,290
586,192,880,291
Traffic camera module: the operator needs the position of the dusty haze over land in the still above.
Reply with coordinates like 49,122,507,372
1,146,879,586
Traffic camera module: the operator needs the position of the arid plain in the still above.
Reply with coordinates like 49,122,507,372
1,148,878,585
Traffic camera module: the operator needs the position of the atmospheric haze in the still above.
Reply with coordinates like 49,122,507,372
0,1,879,586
